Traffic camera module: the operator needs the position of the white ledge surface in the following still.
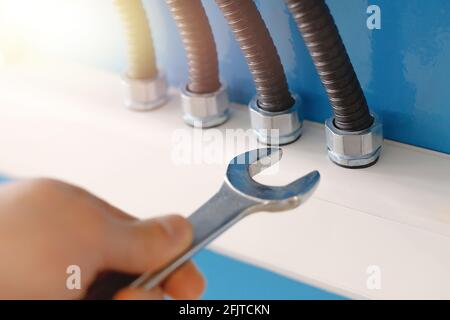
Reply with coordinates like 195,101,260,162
0,63,449,299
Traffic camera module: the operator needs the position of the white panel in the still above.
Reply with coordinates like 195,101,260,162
0,63,449,299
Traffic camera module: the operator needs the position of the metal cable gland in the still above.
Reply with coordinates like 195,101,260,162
249,94,303,145
181,84,230,128
122,71,168,111
325,114,383,168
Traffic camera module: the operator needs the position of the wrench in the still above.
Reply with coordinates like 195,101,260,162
84,148,320,299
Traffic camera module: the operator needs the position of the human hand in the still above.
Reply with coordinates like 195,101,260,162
0,178,204,299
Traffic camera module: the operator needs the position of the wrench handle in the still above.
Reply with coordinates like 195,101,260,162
129,183,257,291
83,183,257,299
83,271,138,300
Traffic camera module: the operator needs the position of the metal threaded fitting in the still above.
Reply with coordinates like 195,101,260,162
325,113,383,168
181,84,230,128
249,94,303,145
121,71,168,111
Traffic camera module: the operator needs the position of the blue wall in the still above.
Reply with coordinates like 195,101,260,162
144,0,450,154
7,1,447,153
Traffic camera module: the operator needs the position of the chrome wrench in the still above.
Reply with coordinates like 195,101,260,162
84,148,320,299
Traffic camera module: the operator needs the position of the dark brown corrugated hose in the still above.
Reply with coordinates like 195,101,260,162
215,0,294,112
166,0,221,94
286,0,373,131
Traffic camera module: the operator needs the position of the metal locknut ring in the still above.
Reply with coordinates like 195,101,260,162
122,71,168,111
325,114,383,168
249,94,303,145
181,84,230,128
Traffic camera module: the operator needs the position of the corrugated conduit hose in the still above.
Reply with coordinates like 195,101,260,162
114,0,157,80
215,0,294,112
286,0,373,131
166,0,221,94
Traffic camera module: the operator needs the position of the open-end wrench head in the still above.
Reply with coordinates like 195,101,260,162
228,147,282,177
226,148,320,212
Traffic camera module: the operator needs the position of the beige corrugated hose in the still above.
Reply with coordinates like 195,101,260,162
114,0,157,79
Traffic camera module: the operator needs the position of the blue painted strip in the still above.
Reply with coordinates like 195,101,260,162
194,250,345,300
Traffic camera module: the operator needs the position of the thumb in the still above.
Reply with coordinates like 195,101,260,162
104,215,193,274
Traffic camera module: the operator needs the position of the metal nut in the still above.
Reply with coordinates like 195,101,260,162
249,94,303,145
122,71,168,111
181,84,230,128
325,114,383,168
